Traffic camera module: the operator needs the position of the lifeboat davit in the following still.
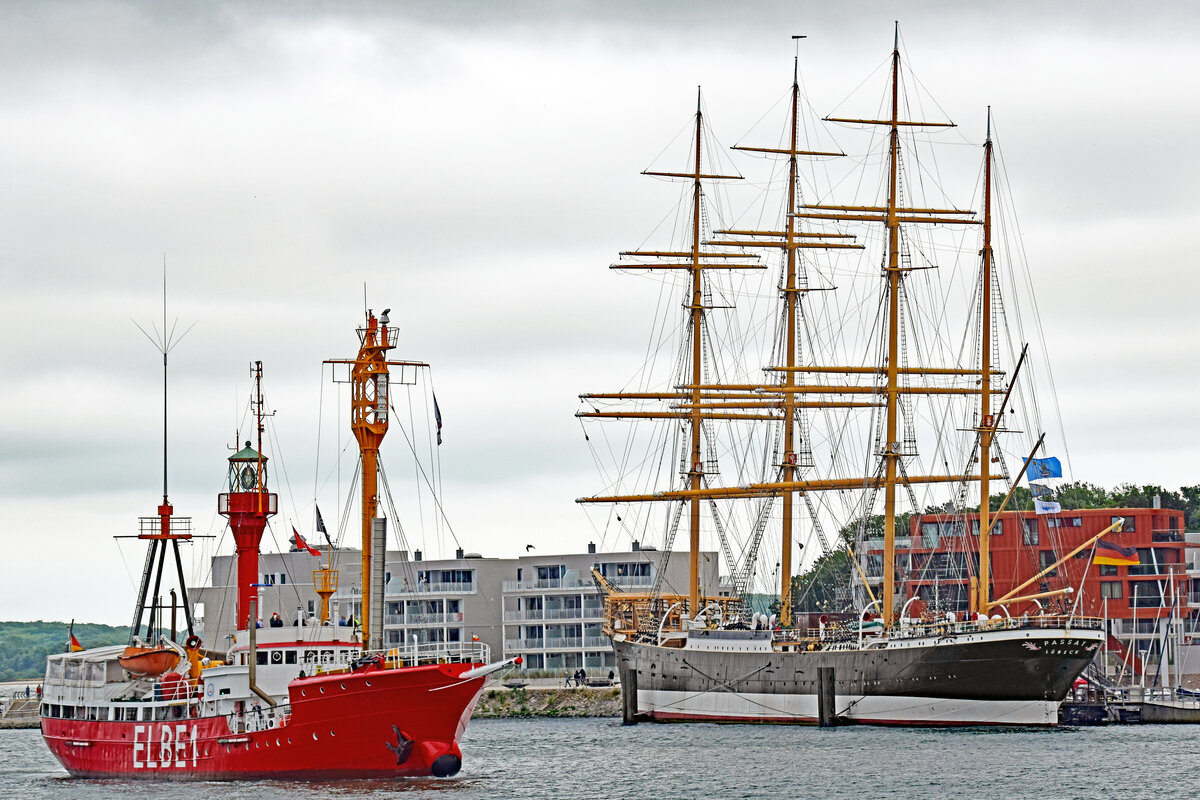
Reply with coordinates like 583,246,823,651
117,646,180,676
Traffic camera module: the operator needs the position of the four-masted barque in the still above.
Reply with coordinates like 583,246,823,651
580,30,1106,725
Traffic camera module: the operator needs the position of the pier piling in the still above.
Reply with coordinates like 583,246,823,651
817,667,836,727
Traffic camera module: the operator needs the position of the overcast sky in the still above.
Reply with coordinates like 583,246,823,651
2,1,1198,625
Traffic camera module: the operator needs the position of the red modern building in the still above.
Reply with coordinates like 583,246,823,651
864,506,1191,677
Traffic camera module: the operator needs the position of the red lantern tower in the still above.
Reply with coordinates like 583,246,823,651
218,361,278,630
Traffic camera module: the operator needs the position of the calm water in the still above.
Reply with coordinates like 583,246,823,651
3,719,1193,799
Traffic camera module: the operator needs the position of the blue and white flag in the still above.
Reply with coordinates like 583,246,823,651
1025,457,1062,483
1034,499,1062,515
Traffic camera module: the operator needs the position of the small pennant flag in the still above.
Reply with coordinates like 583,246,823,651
1034,499,1062,515
292,527,321,557
68,632,83,653
433,393,443,446
1025,457,1063,483
315,504,333,550
1095,540,1139,567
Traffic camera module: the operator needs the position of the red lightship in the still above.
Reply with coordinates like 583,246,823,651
41,311,514,779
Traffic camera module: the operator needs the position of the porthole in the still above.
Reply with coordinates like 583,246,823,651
340,683,346,690
320,687,326,694
300,690,306,697
312,732,318,740
276,738,281,746
365,680,372,687
330,730,335,737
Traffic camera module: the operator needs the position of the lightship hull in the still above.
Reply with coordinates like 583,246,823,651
615,625,1104,727
41,663,485,780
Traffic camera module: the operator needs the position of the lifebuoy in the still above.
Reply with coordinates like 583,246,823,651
185,634,202,650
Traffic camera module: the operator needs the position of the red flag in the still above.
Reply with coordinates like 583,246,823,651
293,527,321,557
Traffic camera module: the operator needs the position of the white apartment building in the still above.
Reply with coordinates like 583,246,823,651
192,541,719,673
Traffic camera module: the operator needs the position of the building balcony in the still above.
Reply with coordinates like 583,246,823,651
544,637,583,650
503,609,545,622
543,608,584,620
503,577,594,592
385,581,476,596
411,612,465,625
502,575,654,592
383,612,465,626
607,575,654,589
503,637,587,651
584,636,611,649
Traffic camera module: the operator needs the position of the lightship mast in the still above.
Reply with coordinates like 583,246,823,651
327,310,426,650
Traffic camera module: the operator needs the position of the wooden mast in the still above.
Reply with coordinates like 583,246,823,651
779,53,801,624
720,43,855,623
687,88,704,613
880,26,903,625
577,91,757,616
977,109,995,615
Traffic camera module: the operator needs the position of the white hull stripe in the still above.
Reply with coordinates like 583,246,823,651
638,688,1058,726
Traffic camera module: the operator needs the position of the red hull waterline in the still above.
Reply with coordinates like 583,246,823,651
42,663,487,780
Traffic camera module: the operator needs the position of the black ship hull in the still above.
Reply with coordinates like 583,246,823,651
615,624,1104,726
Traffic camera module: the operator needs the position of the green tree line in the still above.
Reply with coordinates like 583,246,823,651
0,621,127,682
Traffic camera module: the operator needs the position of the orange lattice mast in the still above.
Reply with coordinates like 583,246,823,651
326,309,426,650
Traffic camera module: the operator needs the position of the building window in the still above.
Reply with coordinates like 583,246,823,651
1112,516,1134,533
919,521,945,548
1099,564,1118,576
600,562,651,579
1047,517,1083,529
1129,549,1164,576
1100,582,1123,599
1022,518,1039,545
536,565,564,581
1130,581,1164,607
1038,551,1058,577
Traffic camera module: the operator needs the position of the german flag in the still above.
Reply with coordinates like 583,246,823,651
1094,540,1139,567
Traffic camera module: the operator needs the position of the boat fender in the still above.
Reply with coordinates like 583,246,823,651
185,634,202,650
